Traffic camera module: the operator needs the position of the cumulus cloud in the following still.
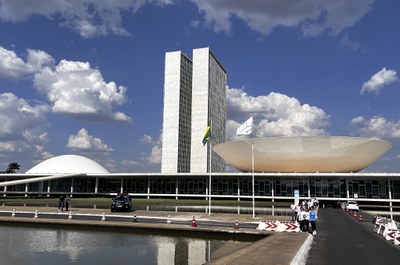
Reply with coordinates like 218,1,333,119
191,0,374,37
361,67,398,95
34,60,131,122
0,92,49,158
141,134,153,144
148,144,162,164
226,88,329,139
351,116,400,139
67,128,113,152
0,0,173,38
350,116,365,125
145,132,162,164
0,46,54,79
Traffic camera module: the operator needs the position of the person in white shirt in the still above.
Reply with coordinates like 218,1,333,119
298,208,305,232
304,209,310,233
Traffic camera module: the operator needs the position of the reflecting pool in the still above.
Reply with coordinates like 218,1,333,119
0,224,255,265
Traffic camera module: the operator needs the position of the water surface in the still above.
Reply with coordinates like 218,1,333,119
0,224,254,265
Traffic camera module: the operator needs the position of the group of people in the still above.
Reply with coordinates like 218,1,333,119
290,198,318,236
58,195,71,211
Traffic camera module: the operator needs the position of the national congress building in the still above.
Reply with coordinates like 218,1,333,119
0,47,399,213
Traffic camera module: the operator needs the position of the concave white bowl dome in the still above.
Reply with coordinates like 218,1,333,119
26,154,109,174
213,136,392,173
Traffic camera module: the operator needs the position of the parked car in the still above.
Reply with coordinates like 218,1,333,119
111,194,132,212
345,200,359,211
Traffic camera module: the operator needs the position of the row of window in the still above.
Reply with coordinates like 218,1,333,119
2,177,400,199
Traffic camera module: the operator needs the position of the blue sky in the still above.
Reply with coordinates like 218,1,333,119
0,0,399,173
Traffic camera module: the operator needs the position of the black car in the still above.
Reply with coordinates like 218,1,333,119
110,194,132,212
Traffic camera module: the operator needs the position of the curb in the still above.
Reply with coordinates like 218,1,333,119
290,233,313,265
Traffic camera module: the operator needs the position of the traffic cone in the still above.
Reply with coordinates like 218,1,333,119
68,211,72,220
101,212,106,221
234,219,239,229
167,215,172,224
11,209,15,217
133,213,137,222
33,210,38,219
353,212,356,220
358,213,363,222
191,216,197,227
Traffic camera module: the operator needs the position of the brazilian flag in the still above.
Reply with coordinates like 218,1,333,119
202,126,211,145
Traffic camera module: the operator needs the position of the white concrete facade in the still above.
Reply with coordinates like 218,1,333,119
161,48,226,174
161,51,193,173
213,136,392,173
190,48,226,173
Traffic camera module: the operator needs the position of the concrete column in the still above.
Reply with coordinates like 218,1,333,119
346,178,349,199
70,178,74,195
206,179,209,201
120,178,124,194
3,186,6,197
388,179,393,220
25,183,28,197
237,178,240,201
95,177,99,194
175,177,178,200
307,178,311,198
271,179,275,216
147,177,150,199
47,181,50,197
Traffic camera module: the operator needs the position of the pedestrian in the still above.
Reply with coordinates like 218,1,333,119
290,203,296,221
59,195,65,211
65,195,71,211
304,209,310,232
309,207,317,235
298,207,305,232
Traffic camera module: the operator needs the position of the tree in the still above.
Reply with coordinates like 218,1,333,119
1,162,21,174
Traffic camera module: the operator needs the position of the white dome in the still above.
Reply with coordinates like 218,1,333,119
26,155,109,174
213,136,392,173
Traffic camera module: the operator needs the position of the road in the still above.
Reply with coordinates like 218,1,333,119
307,208,400,265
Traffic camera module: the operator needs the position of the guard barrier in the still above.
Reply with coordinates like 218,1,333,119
394,231,400,246
257,220,300,232
372,215,400,246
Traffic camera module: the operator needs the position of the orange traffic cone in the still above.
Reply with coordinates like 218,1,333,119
234,219,239,229
191,216,197,227
353,212,357,220
358,213,363,222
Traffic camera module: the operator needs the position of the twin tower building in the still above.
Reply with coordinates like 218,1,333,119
161,47,227,173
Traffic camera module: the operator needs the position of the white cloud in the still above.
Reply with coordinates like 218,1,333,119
226,88,329,139
121,160,140,166
66,128,113,152
0,46,54,79
146,132,162,164
34,59,131,122
0,92,49,156
148,145,162,164
0,0,173,38
361,67,398,95
353,116,400,139
141,134,153,144
350,116,365,125
340,33,360,51
191,0,374,37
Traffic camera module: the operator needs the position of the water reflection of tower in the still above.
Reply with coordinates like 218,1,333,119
156,237,209,265
175,238,188,264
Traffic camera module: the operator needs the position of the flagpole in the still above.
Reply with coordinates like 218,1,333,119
252,139,255,218
208,119,212,216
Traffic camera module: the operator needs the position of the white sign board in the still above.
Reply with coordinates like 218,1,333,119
294,190,300,205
